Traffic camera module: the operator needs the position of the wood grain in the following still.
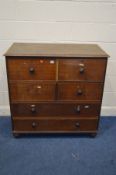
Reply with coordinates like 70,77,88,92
13,117,98,132
9,81,56,102
7,57,56,80
58,82,103,101
5,43,109,57
58,58,107,81
11,103,100,117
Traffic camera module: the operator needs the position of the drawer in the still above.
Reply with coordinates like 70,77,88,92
9,81,56,102
58,82,103,101
11,103,100,117
13,118,98,132
7,58,56,80
58,59,106,81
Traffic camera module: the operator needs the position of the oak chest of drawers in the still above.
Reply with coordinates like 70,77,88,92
5,43,109,137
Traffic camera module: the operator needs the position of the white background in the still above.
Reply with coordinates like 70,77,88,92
0,0,116,116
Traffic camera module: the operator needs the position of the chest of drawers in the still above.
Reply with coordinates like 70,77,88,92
5,43,109,137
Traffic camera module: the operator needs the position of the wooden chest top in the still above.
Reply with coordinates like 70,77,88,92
4,43,109,58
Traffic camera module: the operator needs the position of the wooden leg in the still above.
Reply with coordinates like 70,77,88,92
91,133,97,138
13,133,20,138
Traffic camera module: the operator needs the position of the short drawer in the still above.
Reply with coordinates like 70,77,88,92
9,81,56,102
58,82,103,101
13,118,98,132
58,59,106,81
11,103,100,117
7,58,56,80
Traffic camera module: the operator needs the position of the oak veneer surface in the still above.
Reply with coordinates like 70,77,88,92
5,43,109,136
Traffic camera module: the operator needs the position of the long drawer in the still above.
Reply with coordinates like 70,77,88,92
58,82,103,101
7,58,56,80
9,81,56,102
11,103,100,117
13,118,98,133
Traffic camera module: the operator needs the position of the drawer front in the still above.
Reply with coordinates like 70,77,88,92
58,59,106,81
11,103,100,117
9,81,56,102
13,118,98,132
7,58,56,80
58,82,103,101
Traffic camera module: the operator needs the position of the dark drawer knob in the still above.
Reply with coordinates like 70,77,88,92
30,105,36,113
79,67,84,73
75,105,81,113
31,107,36,113
77,89,83,95
29,67,35,73
32,122,38,128
75,122,80,128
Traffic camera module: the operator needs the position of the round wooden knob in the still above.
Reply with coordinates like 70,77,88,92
75,105,81,113
31,107,36,113
79,67,84,73
75,122,80,128
77,89,83,95
32,122,38,128
29,67,35,73
30,105,36,113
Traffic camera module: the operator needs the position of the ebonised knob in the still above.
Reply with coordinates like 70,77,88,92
75,122,80,128
75,105,81,113
29,67,35,73
32,122,38,128
79,67,84,73
30,105,36,113
77,89,83,95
